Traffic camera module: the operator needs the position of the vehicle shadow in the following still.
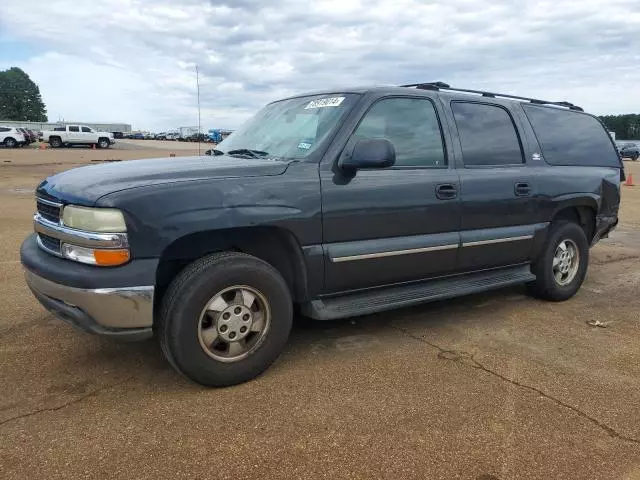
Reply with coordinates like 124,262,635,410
104,284,529,391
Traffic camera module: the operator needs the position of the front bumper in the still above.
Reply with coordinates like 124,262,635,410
21,234,157,340
25,269,154,340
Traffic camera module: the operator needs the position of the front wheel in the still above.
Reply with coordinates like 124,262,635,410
528,221,589,301
158,252,293,387
97,138,110,149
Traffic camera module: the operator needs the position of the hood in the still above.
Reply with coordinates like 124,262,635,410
36,155,291,205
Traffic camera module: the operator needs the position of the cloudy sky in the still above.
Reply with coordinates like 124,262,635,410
1,0,639,131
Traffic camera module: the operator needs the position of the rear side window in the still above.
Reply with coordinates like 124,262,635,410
54,127,65,131
0,127,10,132
523,105,620,167
68,126,80,132
451,102,524,166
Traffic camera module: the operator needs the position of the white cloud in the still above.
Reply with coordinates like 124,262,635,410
1,0,640,130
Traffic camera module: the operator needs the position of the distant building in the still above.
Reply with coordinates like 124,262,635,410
0,120,131,136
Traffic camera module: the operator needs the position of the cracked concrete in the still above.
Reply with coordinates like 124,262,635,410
1,150,640,479
391,325,640,445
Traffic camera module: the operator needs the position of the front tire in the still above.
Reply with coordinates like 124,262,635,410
528,221,589,301
158,252,293,387
97,138,110,149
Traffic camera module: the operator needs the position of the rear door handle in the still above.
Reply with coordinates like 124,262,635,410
436,183,457,200
514,182,531,196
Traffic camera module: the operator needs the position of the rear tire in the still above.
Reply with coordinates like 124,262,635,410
633,152,639,161
158,251,293,387
528,221,589,301
3,137,17,148
49,137,62,148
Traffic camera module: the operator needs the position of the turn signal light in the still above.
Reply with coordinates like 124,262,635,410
94,249,130,266
61,244,130,266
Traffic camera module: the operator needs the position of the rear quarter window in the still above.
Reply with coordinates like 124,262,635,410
522,105,620,167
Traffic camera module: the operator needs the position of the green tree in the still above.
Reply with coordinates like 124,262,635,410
599,114,640,140
0,67,48,122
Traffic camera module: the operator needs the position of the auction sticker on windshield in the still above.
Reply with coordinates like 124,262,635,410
305,97,345,109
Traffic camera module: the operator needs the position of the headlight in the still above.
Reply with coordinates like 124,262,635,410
61,244,130,266
62,206,127,232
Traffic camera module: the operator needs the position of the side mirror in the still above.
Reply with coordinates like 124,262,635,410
339,138,396,171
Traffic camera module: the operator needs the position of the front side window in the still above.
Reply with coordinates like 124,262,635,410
68,126,80,132
452,102,524,166
81,127,91,133
352,97,446,167
216,93,360,159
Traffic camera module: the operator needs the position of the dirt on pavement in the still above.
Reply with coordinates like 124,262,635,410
1,144,639,480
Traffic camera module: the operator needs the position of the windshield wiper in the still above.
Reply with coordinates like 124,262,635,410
227,148,270,158
204,148,225,156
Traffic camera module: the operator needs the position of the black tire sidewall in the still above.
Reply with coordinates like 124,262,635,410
162,255,293,387
5,138,16,148
534,222,589,301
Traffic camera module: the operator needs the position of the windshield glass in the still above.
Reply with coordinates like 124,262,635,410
216,93,360,159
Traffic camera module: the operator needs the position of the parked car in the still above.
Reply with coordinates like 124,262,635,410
17,128,34,145
156,132,167,140
165,132,178,141
0,126,26,148
26,129,38,143
21,83,623,387
618,142,639,160
40,125,114,148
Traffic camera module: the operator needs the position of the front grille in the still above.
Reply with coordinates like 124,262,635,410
38,233,61,254
36,199,61,223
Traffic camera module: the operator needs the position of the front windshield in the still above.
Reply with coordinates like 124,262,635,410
216,93,360,159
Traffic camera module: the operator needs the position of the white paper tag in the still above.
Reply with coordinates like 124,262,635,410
298,142,312,150
304,97,345,109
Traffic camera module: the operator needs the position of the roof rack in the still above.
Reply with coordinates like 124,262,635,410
400,82,584,112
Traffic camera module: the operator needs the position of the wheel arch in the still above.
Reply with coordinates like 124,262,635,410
154,226,310,312
549,195,598,242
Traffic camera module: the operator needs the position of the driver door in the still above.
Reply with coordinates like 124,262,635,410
320,96,461,293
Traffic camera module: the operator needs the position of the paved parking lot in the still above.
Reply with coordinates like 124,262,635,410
1,146,639,479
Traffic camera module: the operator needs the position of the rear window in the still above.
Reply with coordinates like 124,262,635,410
523,105,620,167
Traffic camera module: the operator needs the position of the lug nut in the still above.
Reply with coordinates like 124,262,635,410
240,326,247,333
234,307,242,315
222,312,230,320
243,314,250,321
220,325,228,332
229,332,236,339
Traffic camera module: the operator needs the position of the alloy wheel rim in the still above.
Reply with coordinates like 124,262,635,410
552,239,579,286
197,285,271,363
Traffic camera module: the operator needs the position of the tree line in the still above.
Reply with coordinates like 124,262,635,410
598,114,640,140
0,67,47,122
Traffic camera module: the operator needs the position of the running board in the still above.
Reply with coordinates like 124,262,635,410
302,265,535,320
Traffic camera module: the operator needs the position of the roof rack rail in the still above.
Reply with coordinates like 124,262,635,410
400,82,584,112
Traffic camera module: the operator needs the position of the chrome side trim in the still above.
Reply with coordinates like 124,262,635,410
34,214,129,249
36,197,63,208
332,243,458,263
462,235,533,248
24,269,154,329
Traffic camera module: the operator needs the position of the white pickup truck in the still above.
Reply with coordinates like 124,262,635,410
41,125,115,149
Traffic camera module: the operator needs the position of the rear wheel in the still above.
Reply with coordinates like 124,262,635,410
633,152,639,161
3,137,17,148
49,137,62,148
528,221,589,301
158,251,293,387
